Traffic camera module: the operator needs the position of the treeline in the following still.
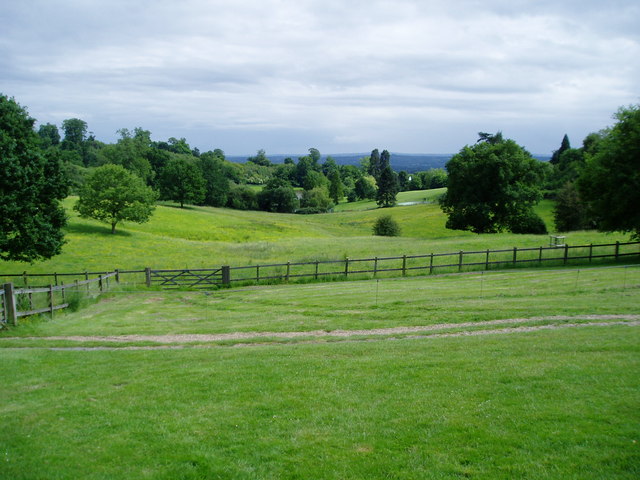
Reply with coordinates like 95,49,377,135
36,120,447,214
439,105,640,238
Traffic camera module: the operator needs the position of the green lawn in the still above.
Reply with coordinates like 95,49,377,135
1,261,639,478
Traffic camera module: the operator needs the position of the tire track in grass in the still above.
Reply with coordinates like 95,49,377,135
1,315,639,350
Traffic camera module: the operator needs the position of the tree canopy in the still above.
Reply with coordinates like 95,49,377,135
578,105,640,239
0,94,68,262
440,133,545,233
376,166,399,207
75,164,157,234
159,157,206,208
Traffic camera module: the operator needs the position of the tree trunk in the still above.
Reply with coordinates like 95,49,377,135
111,222,117,234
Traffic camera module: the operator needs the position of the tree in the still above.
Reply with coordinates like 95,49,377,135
376,166,399,207
550,134,571,165
327,170,344,203
379,149,391,172
257,177,298,213
1,94,68,262
354,177,376,200
578,105,640,239
159,157,206,207
74,164,157,234
200,151,230,207
37,123,60,148
299,187,333,214
553,182,591,232
440,133,545,233
368,148,381,179
247,149,271,166
61,118,87,151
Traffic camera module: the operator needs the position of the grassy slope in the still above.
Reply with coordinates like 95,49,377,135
0,192,626,274
1,192,639,478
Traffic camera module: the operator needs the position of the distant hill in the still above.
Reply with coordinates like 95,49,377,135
227,153,551,173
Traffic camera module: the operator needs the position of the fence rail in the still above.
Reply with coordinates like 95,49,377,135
1,242,638,317
1,272,117,326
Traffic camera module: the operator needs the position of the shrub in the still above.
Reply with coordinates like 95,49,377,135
509,211,548,234
373,215,401,236
226,185,258,210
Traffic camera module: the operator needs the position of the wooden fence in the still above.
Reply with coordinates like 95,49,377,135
1,242,638,306
1,272,117,326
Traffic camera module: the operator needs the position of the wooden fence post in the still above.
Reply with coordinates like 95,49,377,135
3,283,17,326
402,255,407,276
374,257,378,277
115,269,120,283
85,271,90,293
563,244,569,265
286,262,291,282
539,246,543,265
513,247,517,266
429,253,434,274
145,268,151,287
315,261,319,280
48,284,54,317
99,275,103,292
222,266,231,285
61,281,65,303
23,271,28,287
485,249,490,270
344,258,349,277
458,251,463,272
589,244,593,262
54,272,58,286
256,265,260,282
615,241,620,260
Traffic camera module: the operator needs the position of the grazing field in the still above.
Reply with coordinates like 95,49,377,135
1,192,639,479
0,192,627,275
1,266,639,479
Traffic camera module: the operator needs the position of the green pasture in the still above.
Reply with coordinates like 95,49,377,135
0,192,629,275
3,265,639,341
2,262,639,478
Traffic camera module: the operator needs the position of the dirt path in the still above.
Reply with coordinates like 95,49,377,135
2,315,639,350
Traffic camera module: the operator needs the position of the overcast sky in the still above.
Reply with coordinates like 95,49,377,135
2,0,638,156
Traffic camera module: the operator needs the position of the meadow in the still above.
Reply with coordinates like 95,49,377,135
0,190,628,275
1,191,639,479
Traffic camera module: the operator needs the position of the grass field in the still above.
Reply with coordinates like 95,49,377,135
1,266,639,479
0,191,629,275
1,192,639,478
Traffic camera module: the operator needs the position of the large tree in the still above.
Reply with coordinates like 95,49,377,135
0,94,68,262
75,164,157,234
440,133,545,233
376,166,399,207
159,157,206,208
578,105,640,239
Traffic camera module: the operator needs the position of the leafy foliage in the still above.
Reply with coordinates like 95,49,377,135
440,134,544,233
74,164,157,234
578,104,640,239
257,178,299,213
553,182,591,232
0,94,68,262
376,166,399,207
159,156,206,208
373,215,401,236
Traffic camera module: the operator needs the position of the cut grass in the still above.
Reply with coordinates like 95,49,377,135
1,326,638,479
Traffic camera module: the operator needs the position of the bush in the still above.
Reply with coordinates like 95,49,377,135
373,215,401,236
226,185,258,210
509,211,548,234
299,187,333,213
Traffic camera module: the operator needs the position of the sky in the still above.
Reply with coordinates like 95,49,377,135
2,0,639,156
